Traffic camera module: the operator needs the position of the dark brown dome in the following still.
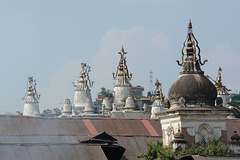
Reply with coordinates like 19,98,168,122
168,74,217,107
169,20,217,107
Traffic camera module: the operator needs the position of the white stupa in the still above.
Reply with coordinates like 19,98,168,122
23,76,40,116
61,99,72,116
72,63,94,114
83,98,95,115
112,46,132,110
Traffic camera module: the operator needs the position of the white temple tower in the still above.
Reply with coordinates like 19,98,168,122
23,76,40,116
150,78,165,118
112,46,132,109
73,63,94,114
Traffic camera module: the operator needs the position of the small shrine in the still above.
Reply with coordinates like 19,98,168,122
23,76,40,116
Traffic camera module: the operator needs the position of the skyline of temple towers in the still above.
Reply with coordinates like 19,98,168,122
157,20,231,151
20,21,236,121
23,76,40,116
72,63,94,115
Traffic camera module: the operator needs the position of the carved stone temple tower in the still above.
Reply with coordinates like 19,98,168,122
23,76,40,116
156,20,231,149
150,78,165,118
112,46,132,109
72,63,94,114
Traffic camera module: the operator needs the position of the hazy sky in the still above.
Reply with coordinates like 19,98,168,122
0,0,239,113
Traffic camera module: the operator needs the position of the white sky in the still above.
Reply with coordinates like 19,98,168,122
0,0,239,113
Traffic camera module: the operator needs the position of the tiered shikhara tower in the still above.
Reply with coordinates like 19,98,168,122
156,20,230,150
72,63,94,114
23,76,40,116
150,78,165,118
112,46,132,109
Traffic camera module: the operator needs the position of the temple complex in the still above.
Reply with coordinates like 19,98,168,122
23,76,40,116
156,20,231,150
18,19,240,158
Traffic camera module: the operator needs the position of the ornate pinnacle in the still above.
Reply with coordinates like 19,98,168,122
73,63,94,90
27,80,34,95
177,20,207,67
215,67,231,92
113,46,132,79
24,76,40,100
150,78,164,102
188,19,192,30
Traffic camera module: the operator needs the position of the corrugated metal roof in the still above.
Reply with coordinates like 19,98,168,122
0,115,162,160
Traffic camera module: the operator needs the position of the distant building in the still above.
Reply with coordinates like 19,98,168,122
131,86,144,99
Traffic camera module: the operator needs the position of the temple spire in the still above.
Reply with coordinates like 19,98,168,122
176,20,207,75
112,46,132,80
150,78,164,102
23,76,40,116
73,63,94,90
208,67,231,92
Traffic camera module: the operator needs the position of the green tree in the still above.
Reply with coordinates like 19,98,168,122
178,137,226,156
100,87,113,99
138,140,175,160
138,137,227,160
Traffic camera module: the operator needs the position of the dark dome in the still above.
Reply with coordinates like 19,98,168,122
168,74,217,107
231,131,240,142
174,130,184,139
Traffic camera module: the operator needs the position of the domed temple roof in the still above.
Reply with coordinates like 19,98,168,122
168,20,217,107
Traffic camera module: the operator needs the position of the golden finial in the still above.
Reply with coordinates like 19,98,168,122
113,46,132,79
214,67,230,92
188,19,192,30
207,67,231,92
72,63,94,90
119,45,127,55
150,78,164,102
177,20,207,68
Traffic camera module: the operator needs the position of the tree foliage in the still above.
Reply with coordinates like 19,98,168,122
138,137,227,160
178,137,226,156
138,140,175,160
100,87,113,99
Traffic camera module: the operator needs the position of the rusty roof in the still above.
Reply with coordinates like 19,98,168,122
227,119,240,141
1,115,238,159
0,115,162,160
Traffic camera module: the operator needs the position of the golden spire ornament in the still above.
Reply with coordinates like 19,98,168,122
112,45,132,79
